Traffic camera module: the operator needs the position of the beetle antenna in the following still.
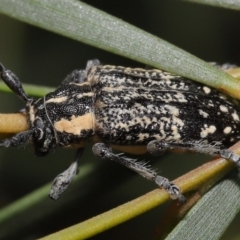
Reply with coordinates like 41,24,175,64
0,63,31,103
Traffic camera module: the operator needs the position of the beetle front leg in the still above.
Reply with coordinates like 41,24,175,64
61,59,100,85
92,143,186,203
61,70,87,85
0,130,32,148
49,147,84,200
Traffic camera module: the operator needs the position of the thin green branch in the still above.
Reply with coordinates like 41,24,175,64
0,81,54,97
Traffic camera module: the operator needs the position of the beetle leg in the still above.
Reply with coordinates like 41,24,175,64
61,70,87,85
147,140,240,169
219,149,240,169
0,130,32,147
49,147,84,200
92,143,186,203
210,62,237,70
85,59,100,73
60,59,100,85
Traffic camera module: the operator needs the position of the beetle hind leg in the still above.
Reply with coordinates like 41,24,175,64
92,143,186,203
219,149,240,169
147,140,240,169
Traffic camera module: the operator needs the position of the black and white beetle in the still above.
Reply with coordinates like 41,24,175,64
1,59,240,203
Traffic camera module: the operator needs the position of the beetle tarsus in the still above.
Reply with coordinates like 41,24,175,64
49,161,79,200
155,175,186,203
49,148,84,200
219,149,240,168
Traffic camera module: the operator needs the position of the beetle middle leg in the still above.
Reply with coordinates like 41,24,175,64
92,143,186,203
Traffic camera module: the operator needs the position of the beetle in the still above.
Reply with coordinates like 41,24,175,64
0,59,240,203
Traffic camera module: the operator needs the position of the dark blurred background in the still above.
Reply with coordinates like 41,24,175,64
0,1,240,239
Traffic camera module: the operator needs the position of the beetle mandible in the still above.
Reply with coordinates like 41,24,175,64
1,59,240,203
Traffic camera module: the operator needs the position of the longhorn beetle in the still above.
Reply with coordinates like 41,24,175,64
1,59,240,203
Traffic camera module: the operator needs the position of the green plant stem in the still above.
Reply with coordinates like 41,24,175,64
0,81,54,97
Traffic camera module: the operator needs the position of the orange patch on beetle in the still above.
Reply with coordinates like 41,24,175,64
54,113,94,135
45,96,68,103
28,105,35,123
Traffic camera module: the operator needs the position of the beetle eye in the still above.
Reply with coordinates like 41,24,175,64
33,128,45,141
37,128,44,140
